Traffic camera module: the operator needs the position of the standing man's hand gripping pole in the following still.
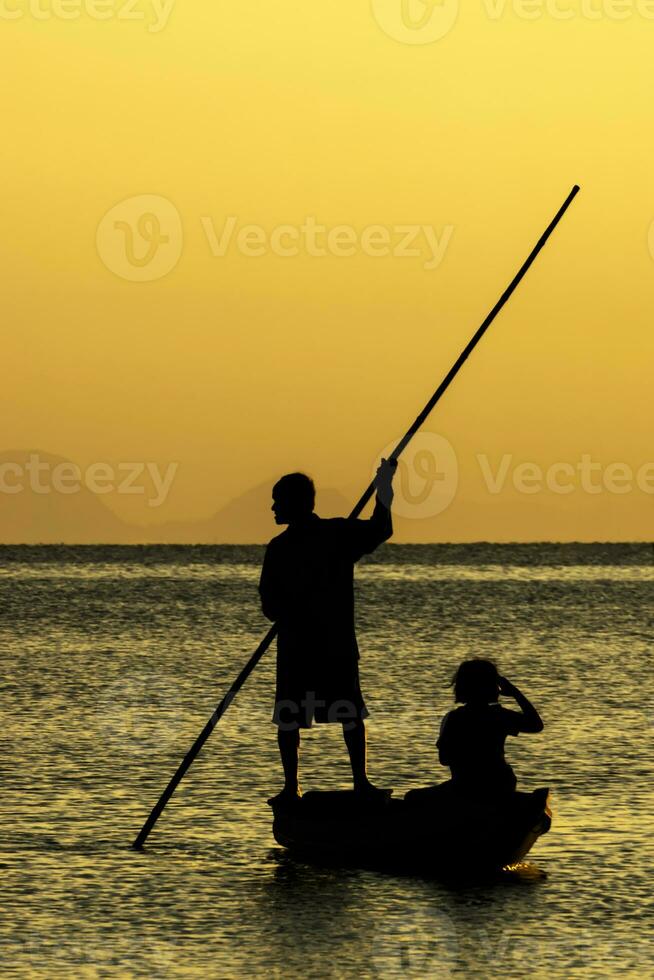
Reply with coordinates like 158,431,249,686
374,457,397,510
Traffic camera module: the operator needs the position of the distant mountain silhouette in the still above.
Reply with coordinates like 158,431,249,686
139,481,352,544
0,450,350,544
0,450,131,543
2,449,652,544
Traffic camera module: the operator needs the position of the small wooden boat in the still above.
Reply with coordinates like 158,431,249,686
271,786,551,875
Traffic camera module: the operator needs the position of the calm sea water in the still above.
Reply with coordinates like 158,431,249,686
0,543,652,979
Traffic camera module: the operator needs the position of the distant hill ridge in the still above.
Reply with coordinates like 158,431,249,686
0,449,350,544
2,449,652,544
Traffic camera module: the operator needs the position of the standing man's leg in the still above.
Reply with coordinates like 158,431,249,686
277,728,301,798
343,719,378,793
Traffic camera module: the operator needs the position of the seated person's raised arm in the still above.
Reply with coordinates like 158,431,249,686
499,677,544,733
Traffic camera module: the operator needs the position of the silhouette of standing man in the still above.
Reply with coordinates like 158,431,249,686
260,459,396,803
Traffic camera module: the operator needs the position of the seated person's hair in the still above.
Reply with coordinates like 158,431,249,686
273,472,315,511
451,658,500,703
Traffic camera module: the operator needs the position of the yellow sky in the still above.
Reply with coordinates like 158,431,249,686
2,1,654,540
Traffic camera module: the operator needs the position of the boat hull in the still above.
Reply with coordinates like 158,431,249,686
271,787,551,875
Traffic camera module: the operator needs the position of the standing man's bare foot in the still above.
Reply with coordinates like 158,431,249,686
267,786,302,807
353,780,392,799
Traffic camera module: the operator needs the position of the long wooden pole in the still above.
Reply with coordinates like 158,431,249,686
132,184,580,849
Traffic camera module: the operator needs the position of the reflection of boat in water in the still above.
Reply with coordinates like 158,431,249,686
271,787,551,875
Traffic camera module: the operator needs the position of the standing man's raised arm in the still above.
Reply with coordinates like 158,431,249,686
346,458,397,560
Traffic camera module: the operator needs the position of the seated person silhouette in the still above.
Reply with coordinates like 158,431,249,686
407,658,544,806
259,459,396,805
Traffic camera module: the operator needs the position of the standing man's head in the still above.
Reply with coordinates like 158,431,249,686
272,472,315,525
